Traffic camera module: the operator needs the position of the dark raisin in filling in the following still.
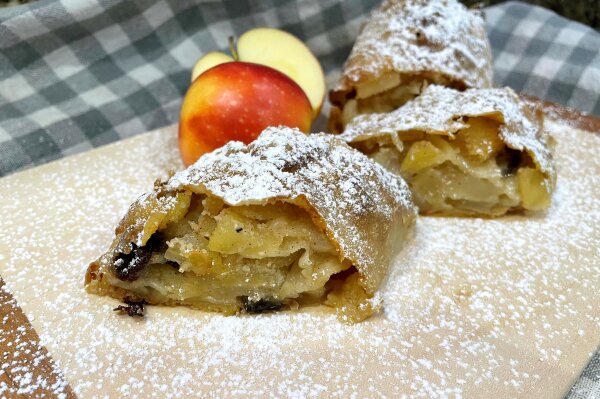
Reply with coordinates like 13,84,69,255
240,296,283,313
113,233,162,281
497,148,522,177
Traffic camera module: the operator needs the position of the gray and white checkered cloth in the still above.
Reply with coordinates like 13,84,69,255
0,1,599,397
1,0,600,178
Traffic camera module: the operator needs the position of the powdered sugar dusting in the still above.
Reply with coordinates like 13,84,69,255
342,85,555,176
0,121,598,398
333,0,493,92
167,127,412,209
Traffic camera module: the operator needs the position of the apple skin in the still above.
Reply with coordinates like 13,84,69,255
179,62,313,166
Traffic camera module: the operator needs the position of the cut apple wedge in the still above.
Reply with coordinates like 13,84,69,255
237,28,325,117
190,28,325,117
191,52,233,82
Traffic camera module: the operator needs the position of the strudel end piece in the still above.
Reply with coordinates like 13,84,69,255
340,85,556,216
329,0,493,132
86,127,416,323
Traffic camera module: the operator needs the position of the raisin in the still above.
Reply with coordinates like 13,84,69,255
114,233,162,281
240,296,283,313
113,299,146,317
166,260,180,269
497,148,522,176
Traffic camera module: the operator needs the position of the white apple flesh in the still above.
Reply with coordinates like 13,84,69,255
237,28,325,117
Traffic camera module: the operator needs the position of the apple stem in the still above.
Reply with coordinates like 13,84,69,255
228,36,239,61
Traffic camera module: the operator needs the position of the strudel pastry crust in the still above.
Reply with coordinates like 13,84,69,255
329,0,493,132
340,85,556,216
85,127,416,322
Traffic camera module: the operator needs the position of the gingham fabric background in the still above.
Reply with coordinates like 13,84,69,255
1,0,600,178
0,0,599,397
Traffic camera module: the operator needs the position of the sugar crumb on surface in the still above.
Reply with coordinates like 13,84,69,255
0,121,598,398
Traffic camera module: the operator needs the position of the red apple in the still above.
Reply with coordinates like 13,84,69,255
190,28,326,117
179,62,313,166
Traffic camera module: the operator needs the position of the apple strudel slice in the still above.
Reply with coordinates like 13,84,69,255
85,127,416,323
329,0,493,133
340,85,556,216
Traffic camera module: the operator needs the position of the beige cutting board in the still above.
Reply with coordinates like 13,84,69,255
0,119,599,398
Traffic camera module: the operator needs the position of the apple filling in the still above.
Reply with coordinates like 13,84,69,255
356,117,552,215
340,72,455,127
105,194,360,315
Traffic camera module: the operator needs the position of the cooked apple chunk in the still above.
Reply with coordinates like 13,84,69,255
86,127,416,322
340,85,556,216
98,197,353,315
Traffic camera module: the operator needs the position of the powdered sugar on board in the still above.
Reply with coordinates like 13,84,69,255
0,280,73,398
0,121,599,398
